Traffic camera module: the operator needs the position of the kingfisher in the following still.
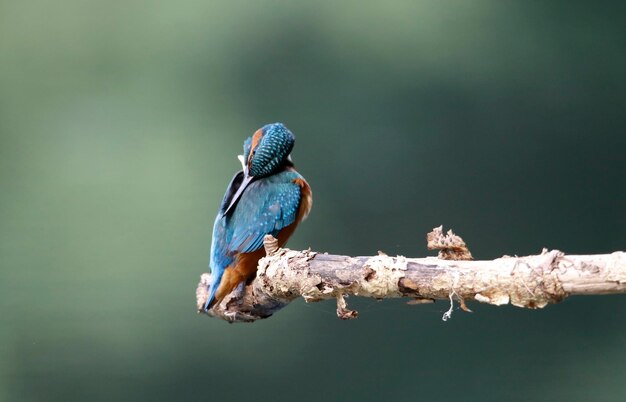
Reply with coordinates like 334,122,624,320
203,123,312,311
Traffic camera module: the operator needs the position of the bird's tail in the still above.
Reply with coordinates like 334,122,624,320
203,267,224,312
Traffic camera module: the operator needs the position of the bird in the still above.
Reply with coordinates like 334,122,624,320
203,122,312,311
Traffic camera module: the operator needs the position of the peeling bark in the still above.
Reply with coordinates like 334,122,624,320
197,236,626,323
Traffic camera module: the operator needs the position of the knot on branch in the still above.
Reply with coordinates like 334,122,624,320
360,255,408,298
254,239,318,302
263,234,279,256
427,225,473,260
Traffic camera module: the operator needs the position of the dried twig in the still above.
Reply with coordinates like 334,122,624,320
197,228,626,323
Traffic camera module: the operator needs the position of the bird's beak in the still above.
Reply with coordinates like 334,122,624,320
222,173,253,217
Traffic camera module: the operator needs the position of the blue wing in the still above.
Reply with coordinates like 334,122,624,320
210,171,302,269
205,171,302,311
227,173,302,253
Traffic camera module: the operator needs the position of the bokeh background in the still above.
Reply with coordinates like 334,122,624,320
1,1,624,401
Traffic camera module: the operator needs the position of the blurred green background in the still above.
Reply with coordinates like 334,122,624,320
1,1,624,401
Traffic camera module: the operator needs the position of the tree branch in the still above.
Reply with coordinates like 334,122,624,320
197,232,626,323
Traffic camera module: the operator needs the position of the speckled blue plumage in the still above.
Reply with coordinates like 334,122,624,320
246,123,294,178
205,170,304,308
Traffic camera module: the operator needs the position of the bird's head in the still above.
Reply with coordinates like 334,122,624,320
242,122,294,178
223,123,295,217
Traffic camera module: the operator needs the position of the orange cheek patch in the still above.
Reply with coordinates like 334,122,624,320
248,129,264,166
